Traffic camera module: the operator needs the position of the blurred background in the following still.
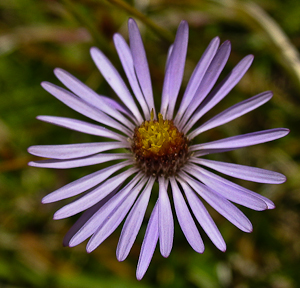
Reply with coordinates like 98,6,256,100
0,0,299,287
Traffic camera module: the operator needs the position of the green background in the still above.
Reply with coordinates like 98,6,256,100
0,0,299,287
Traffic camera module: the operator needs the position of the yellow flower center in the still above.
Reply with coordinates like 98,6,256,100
136,110,183,156
132,110,189,177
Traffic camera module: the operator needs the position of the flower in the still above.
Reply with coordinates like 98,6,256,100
28,18,289,279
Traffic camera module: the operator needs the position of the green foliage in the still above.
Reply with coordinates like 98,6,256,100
1,0,299,287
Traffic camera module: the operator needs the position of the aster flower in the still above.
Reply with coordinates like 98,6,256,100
28,18,289,279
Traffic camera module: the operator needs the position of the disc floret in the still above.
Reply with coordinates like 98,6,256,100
132,110,189,177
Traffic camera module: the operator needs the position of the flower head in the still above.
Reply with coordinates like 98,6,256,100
28,19,289,279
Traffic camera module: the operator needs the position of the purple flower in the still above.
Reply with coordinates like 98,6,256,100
28,19,289,279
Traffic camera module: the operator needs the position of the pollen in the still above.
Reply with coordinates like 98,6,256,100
132,110,189,177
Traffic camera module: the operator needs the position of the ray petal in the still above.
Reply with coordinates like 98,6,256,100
190,128,290,151
183,55,254,133
28,142,129,160
158,177,174,257
178,178,226,251
181,172,253,232
53,167,138,219
175,36,220,124
160,20,189,119
170,178,204,253
136,201,159,280
116,177,155,261
42,160,132,203
90,47,143,123
128,18,155,116
189,91,272,139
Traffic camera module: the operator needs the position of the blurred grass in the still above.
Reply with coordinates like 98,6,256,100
0,0,300,287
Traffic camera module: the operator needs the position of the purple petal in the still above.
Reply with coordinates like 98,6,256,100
165,44,173,70
28,142,129,160
189,91,272,139
160,21,189,119
36,116,127,142
42,160,132,203
63,188,118,246
100,95,133,119
90,47,143,123
28,153,130,169
178,178,226,251
114,33,150,119
136,201,159,280
190,128,290,151
185,163,275,209
158,177,174,257
175,37,220,124
86,176,148,252
181,172,253,232
54,68,136,130
68,173,143,247
183,55,254,133
193,147,240,157
192,158,286,184
53,167,138,219
116,177,155,261
170,178,204,253
41,82,132,136
185,164,267,211
178,41,231,129
128,18,155,116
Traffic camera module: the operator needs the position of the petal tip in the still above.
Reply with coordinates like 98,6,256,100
53,67,65,78
41,196,49,204
90,47,99,57
28,161,36,167
40,81,49,89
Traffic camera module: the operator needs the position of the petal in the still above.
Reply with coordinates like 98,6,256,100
165,44,173,70
185,163,275,209
189,91,272,139
190,128,290,151
192,158,286,184
42,160,132,203
114,33,150,119
181,172,253,232
28,153,130,169
136,201,159,280
160,20,189,119
179,41,231,129
128,18,155,116
100,95,133,119
185,164,268,211
158,177,174,257
54,68,136,129
193,147,239,157
28,142,129,160
116,177,155,261
170,178,204,253
178,178,226,251
41,82,132,136
86,176,148,253
63,188,118,246
90,47,143,123
175,36,220,124
68,173,143,247
183,55,254,133
36,115,127,142
53,167,138,219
